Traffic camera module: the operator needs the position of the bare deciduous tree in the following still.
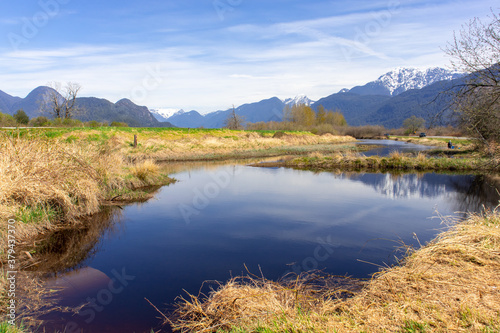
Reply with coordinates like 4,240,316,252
444,10,500,145
40,82,82,119
224,105,245,130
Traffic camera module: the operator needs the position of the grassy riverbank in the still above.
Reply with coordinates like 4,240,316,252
389,135,475,149
258,150,498,172
2,127,356,161
0,127,355,330
0,132,174,245
0,128,355,251
0,129,178,330
0,127,354,240
170,211,500,332
1,127,497,332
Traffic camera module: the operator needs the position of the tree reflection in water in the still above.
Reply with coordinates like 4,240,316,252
340,171,500,214
27,206,124,275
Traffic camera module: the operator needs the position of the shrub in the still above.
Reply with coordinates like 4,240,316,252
29,116,50,127
110,121,129,127
13,109,29,125
0,112,16,127
48,118,83,127
85,120,105,128
51,117,64,127
62,118,83,127
344,125,386,139
311,123,338,135
272,131,288,138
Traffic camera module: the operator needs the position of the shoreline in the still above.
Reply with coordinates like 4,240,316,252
0,128,356,331
1,128,497,332
253,150,497,172
169,211,500,332
0,129,356,243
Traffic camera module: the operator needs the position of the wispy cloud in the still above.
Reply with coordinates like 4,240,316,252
0,18,20,25
0,0,497,111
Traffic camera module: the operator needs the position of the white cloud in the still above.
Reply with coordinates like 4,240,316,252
0,0,497,111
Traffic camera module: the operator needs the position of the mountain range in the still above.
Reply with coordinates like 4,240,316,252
0,86,173,127
0,67,463,128
346,67,463,96
161,67,463,128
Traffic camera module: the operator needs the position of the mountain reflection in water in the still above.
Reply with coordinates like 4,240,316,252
32,164,500,333
346,172,500,212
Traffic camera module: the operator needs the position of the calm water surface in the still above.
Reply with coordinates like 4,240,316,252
37,155,500,332
357,139,436,156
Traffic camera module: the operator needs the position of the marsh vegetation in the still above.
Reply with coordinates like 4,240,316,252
1,127,499,333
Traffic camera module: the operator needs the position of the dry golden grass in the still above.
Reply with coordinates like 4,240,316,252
307,151,325,159
129,159,160,181
137,133,352,161
170,212,500,332
0,136,103,218
0,133,172,247
333,212,500,332
401,137,476,151
273,150,493,172
67,130,355,162
170,272,364,333
0,135,114,244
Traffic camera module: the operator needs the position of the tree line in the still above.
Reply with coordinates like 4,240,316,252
0,109,128,128
243,104,347,134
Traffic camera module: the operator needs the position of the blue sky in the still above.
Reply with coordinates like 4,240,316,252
0,0,497,112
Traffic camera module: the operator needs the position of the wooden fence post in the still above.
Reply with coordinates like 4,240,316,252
133,135,137,148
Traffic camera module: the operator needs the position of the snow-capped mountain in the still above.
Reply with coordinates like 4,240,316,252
347,67,464,96
170,109,186,117
149,107,183,122
283,94,314,107
376,67,463,95
163,67,466,129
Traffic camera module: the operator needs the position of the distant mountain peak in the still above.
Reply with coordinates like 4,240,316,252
347,67,464,97
172,109,185,116
116,98,135,106
149,107,183,122
150,107,183,117
374,67,463,96
283,94,314,106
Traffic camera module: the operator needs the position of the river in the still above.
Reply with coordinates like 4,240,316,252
33,142,500,333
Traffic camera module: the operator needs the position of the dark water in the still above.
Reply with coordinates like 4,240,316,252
35,158,500,332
